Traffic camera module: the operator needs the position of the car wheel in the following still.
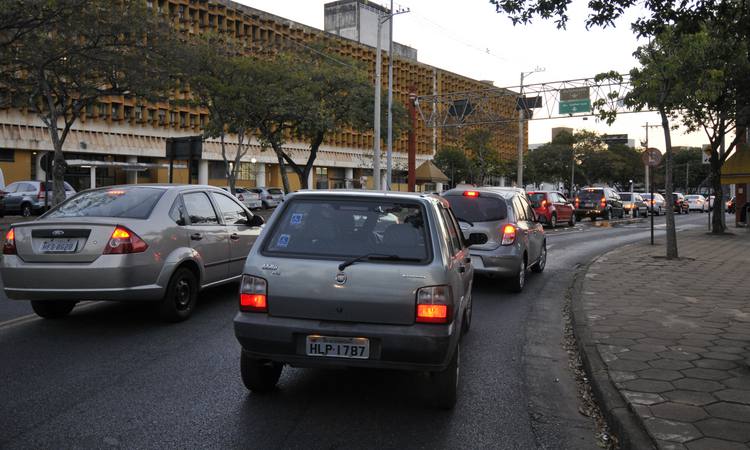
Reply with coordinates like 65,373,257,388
30,300,76,319
240,350,283,393
605,209,613,221
21,203,32,217
508,257,526,293
531,243,546,273
549,214,557,229
430,343,459,410
568,213,576,226
159,267,198,323
461,296,472,335
590,215,597,222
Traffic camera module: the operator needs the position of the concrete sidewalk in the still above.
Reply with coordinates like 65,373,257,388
573,230,750,449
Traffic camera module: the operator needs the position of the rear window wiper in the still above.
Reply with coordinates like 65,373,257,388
338,253,421,271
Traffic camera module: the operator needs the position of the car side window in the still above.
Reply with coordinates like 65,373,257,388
212,193,248,225
169,198,188,225
182,192,219,225
439,207,462,255
513,197,527,221
521,196,536,221
4,183,18,193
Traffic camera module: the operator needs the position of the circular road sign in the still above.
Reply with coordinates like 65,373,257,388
642,147,663,167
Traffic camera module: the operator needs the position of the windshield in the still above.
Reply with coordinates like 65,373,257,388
45,187,165,219
444,194,507,222
263,198,430,261
268,188,283,195
620,193,632,201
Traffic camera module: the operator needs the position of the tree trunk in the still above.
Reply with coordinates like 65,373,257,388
660,108,678,259
271,144,291,194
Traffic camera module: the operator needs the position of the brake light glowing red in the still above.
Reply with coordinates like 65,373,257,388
3,228,16,255
240,293,267,311
103,226,147,254
600,197,607,207
575,197,580,208
501,224,516,245
240,275,268,312
541,199,548,208
416,304,448,322
463,191,479,198
37,183,46,200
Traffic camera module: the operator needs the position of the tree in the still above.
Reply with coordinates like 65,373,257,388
433,146,471,187
181,35,256,195
0,0,83,49
464,129,505,185
1,0,175,204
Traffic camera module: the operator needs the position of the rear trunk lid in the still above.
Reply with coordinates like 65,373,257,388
262,257,429,325
12,218,125,263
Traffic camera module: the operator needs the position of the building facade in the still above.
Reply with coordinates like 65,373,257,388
0,0,522,193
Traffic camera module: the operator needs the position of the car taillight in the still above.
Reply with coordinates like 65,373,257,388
541,199,548,208
501,224,516,245
575,197,580,208
240,275,267,312
600,197,606,208
37,183,46,200
416,286,452,324
103,226,148,254
463,191,479,198
3,228,16,255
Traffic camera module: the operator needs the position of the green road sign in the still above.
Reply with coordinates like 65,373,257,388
559,87,591,114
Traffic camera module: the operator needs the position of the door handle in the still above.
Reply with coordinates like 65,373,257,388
230,233,240,241
190,233,203,241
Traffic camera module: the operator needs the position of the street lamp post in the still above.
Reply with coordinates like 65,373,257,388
517,67,545,188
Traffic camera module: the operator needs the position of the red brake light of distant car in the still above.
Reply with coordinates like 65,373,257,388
541,199,548,208
463,191,479,198
575,197,580,208
416,286,452,324
3,228,16,255
37,183,45,200
240,275,268,312
501,224,516,245
103,226,148,254
600,196,607,207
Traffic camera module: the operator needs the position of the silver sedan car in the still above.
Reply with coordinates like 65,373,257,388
442,187,546,292
1,184,264,321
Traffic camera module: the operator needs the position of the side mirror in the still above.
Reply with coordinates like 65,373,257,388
247,214,265,227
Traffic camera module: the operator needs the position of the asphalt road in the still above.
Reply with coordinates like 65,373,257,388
0,211,715,449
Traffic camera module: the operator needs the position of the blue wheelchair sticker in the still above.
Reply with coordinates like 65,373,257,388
290,213,304,225
277,234,291,248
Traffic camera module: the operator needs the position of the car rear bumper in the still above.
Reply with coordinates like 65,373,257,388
233,312,457,371
468,247,521,277
0,255,165,301
575,208,604,217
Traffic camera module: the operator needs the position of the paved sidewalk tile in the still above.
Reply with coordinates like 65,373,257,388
579,230,750,449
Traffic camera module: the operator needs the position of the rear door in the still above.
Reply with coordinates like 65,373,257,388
182,191,229,284
211,191,261,277
520,195,544,262
3,182,20,212
552,192,571,221
439,205,471,307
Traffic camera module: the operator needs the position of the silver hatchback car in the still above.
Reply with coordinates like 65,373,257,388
442,187,546,292
233,190,478,408
1,184,264,321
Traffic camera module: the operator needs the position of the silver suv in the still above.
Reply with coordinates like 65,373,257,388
442,187,546,292
233,190,478,409
4,181,76,216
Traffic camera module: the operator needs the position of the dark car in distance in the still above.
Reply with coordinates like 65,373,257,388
574,187,624,221
672,193,690,214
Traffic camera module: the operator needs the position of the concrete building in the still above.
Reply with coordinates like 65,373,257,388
0,0,521,193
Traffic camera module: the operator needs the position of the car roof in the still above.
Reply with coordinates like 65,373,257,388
443,186,521,200
289,189,448,207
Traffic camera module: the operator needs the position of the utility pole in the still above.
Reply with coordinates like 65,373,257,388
686,161,689,193
517,67,544,187
373,22,382,190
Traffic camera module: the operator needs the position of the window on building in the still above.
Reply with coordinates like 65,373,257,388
158,110,166,125
134,106,143,121
98,103,108,118
179,112,187,127
0,149,15,162
148,109,155,122
169,111,177,126
124,106,133,121
111,103,120,119
236,162,256,181
315,167,328,189
209,161,227,180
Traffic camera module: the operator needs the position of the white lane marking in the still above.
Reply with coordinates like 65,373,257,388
0,301,99,330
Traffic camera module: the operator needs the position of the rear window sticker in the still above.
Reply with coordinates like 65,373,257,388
290,213,304,225
277,234,291,248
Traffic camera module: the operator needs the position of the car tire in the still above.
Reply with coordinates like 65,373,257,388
590,215,597,222
605,209,613,221
21,203,32,217
31,300,76,319
531,243,546,273
159,267,198,323
461,296,472,335
508,257,526,293
430,343,459,410
568,213,576,226
549,214,557,229
240,351,283,393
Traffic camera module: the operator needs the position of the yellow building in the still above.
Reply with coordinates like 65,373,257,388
0,0,523,192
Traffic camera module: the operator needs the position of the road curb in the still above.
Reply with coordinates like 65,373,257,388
569,252,656,450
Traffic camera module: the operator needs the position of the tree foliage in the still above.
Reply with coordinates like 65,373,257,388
1,0,176,204
433,146,471,187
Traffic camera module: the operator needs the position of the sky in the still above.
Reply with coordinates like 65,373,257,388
238,0,708,152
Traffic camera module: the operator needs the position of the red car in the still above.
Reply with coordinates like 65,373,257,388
528,191,576,228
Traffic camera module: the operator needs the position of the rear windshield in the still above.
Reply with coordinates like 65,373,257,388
444,194,507,222
263,198,430,261
620,193,632,201
577,189,604,201
268,188,283,195
45,187,165,219
528,193,546,207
